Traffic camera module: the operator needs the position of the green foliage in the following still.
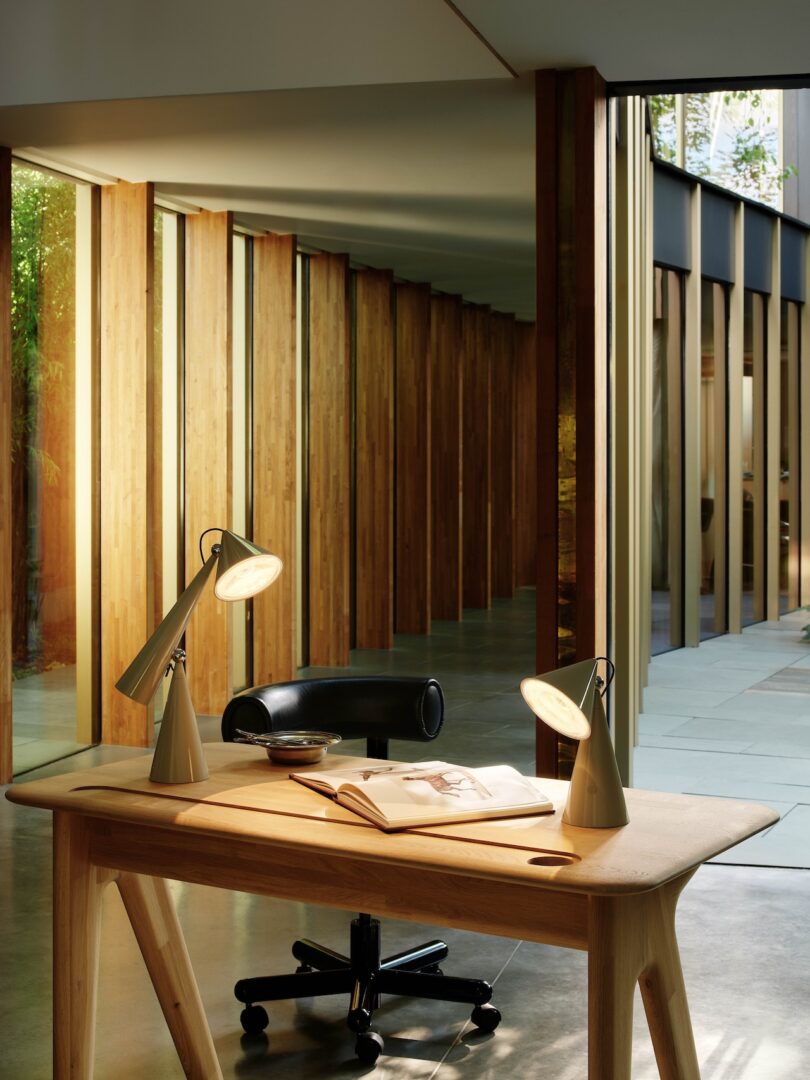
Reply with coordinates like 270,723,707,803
648,90,796,209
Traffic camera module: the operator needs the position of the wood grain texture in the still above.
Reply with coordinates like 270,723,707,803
184,211,233,713
0,148,11,782
308,253,350,666
355,269,394,648
395,282,432,633
534,69,609,777
491,312,516,597
514,321,537,586
100,182,155,746
430,294,463,620
461,305,491,609
252,233,297,683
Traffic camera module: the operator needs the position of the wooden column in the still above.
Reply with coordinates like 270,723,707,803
535,68,608,776
100,182,155,746
462,305,491,609
514,321,537,587
395,282,431,634
184,211,233,714
430,293,463,621
308,253,351,666
355,269,394,649
0,148,11,781
491,312,516,598
252,233,297,684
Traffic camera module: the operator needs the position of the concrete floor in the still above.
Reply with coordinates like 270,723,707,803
3,589,809,1078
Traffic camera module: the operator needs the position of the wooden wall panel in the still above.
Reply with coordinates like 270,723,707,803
252,233,297,684
100,182,155,745
395,282,431,633
184,211,233,714
462,306,491,609
430,294,463,621
308,253,350,666
355,269,394,649
491,312,516,597
535,68,609,777
0,147,11,781
514,321,537,587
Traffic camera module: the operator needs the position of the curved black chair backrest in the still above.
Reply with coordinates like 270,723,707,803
221,676,444,758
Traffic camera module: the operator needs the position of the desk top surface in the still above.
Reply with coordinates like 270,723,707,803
7,744,778,896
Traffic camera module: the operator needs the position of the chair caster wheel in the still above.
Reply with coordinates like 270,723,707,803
423,964,444,975
471,1003,501,1033
240,1004,269,1034
295,963,313,974
355,1030,384,1064
348,1006,373,1033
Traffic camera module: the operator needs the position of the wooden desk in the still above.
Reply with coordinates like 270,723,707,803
6,744,777,1080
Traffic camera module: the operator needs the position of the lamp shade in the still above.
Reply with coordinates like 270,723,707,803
115,553,219,705
214,530,283,601
521,658,628,829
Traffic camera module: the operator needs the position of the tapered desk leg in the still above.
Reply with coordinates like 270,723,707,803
117,872,223,1080
637,875,701,1080
587,873,700,1080
53,812,115,1080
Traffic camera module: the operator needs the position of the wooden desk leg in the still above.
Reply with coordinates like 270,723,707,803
588,873,700,1080
637,873,700,1080
53,812,116,1080
117,872,223,1080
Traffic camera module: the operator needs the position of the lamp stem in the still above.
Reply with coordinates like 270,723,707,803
149,653,209,784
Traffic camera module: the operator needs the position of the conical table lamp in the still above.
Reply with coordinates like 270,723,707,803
116,529,282,784
520,658,628,829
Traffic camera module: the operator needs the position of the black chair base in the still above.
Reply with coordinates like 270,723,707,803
234,913,501,1063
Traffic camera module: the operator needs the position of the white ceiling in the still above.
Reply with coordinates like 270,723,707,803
1,0,808,319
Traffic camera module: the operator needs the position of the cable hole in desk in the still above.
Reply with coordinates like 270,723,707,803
528,854,579,867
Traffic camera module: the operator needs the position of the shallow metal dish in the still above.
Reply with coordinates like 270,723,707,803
234,729,342,765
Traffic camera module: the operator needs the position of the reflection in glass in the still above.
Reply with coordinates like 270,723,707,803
742,291,766,626
11,165,85,771
780,300,800,613
699,280,728,640
651,268,684,655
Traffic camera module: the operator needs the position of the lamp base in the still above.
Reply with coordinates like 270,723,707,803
562,690,628,829
150,659,209,784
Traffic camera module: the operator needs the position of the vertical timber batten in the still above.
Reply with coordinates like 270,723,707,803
252,233,297,684
0,148,11,780
100,181,155,746
535,69,609,777
184,210,233,715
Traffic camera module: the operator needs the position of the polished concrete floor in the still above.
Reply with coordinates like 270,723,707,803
3,589,809,1078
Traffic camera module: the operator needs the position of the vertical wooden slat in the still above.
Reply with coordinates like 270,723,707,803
0,147,11,780
395,282,431,633
100,182,155,745
766,223,781,621
355,269,394,649
727,206,745,633
491,313,516,597
430,293,463,621
462,305,491,609
535,68,609,777
184,211,232,714
252,233,297,684
308,253,350,666
514,321,537,587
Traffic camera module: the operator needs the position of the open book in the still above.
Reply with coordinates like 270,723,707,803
291,760,554,831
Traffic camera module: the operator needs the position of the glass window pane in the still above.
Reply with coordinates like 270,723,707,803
780,299,801,613
651,268,684,655
742,290,767,626
699,280,728,640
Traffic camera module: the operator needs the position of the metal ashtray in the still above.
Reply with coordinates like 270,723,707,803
235,729,342,765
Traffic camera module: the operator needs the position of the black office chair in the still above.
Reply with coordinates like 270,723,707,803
221,676,501,1064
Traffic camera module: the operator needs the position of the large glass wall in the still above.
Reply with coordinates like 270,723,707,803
780,299,801,613
699,279,729,639
10,164,94,772
742,290,767,626
651,267,684,655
